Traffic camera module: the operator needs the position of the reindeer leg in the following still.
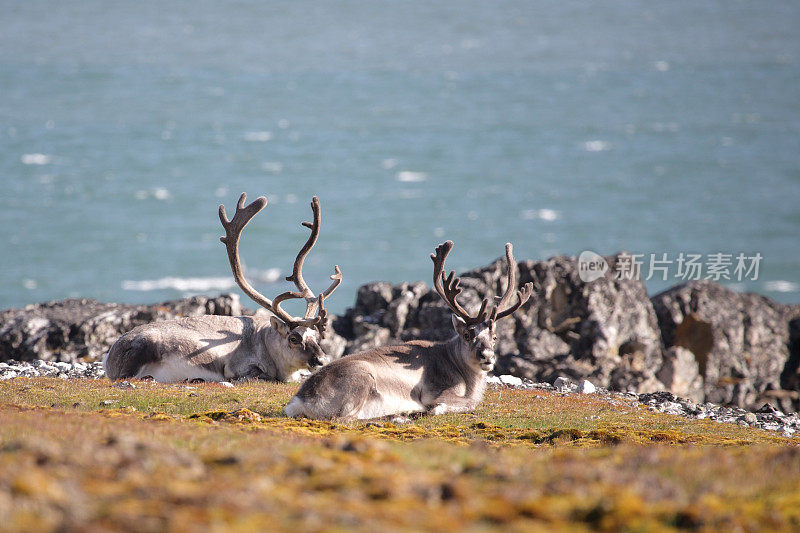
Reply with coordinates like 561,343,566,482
426,390,477,416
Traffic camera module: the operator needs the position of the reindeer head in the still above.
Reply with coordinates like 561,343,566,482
219,193,342,371
431,240,533,372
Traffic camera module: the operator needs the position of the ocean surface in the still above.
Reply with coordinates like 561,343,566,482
2,1,799,315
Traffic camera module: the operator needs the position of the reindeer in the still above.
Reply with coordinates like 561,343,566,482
285,240,533,419
104,193,342,383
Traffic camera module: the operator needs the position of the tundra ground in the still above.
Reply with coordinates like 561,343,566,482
1,378,799,532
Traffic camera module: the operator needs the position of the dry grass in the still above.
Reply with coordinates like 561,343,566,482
1,377,799,532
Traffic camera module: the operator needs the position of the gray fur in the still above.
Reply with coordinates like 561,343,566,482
284,317,496,419
285,239,531,420
104,193,340,383
104,314,327,383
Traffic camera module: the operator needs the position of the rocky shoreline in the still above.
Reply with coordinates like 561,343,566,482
2,251,799,415
1,358,797,439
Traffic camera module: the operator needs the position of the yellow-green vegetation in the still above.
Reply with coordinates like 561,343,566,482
1,378,799,532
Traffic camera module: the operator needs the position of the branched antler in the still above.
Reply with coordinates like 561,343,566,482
220,193,342,336
494,243,533,320
430,240,532,325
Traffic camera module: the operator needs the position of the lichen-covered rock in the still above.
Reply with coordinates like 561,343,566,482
656,346,704,403
503,253,665,393
652,281,800,411
336,252,666,394
0,294,243,363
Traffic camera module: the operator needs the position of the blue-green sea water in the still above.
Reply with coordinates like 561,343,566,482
2,1,799,314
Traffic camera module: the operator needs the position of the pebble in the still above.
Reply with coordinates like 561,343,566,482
0,359,105,380
484,375,799,438
499,375,523,387
553,376,572,390
219,381,235,388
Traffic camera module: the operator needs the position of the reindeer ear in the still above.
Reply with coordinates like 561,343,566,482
451,314,467,335
270,316,291,337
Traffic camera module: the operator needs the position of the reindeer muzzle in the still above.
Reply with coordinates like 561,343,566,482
478,349,495,371
307,350,329,369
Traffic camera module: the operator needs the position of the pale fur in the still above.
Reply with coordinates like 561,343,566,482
284,316,495,420
104,314,327,383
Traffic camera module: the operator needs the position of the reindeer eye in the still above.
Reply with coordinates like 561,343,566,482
288,335,301,345
463,331,472,341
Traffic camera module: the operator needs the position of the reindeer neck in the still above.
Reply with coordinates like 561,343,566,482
444,335,486,397
260,326,293,380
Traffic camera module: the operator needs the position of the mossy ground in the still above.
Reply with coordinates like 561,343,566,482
1,378,799,531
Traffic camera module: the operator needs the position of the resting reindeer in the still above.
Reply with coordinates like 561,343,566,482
285,240,533,419
104,193,342,383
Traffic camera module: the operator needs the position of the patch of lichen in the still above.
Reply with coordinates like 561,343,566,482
1,378,799,531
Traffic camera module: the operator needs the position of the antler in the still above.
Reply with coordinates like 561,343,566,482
279,196,342,320
219,193,277,311
219,193,342,336
430,240,532,325
493,243,533,321
431,241,490,326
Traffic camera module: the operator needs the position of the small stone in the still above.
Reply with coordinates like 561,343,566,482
579,380,596,394
756,403,782,415
743,413,758,424
499,375,523,387
112,381,135,389
219,381,234,388
100,400,115,406
485,375,502,385
553,377,573,390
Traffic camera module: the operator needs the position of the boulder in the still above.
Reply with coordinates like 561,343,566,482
504,253,665,393
652,281,800,411
336,252,666,393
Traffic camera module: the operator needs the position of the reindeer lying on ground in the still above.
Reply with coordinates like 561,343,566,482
285,240,532,419
104,193,342,383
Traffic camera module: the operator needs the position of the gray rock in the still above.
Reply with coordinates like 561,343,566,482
652,281,800,411
579,379,596,394
336,252,666,395
656,346,704,402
